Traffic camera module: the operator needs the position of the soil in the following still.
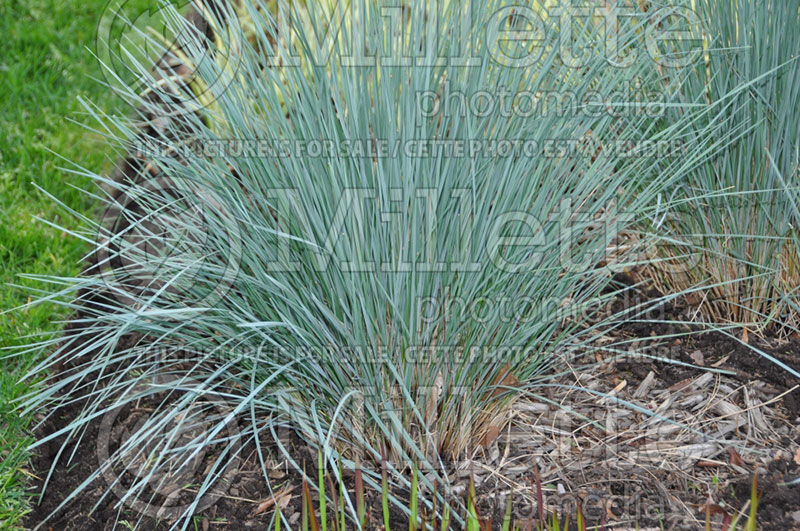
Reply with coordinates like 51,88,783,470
607,288,800,530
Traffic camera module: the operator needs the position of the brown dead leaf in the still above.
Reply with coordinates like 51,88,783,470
698,502,728,517
794,447,800,466
252,498,276,516
252,485,295,516
478,364,520,448
729,448,743,467
485,363,520,400
606,503,619,522
669,377,693,392
479,425,501,449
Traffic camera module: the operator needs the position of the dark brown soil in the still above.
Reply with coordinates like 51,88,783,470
728,464,800,531
605,279,800,530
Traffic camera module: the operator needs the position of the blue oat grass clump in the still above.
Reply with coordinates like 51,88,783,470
19,0,731,525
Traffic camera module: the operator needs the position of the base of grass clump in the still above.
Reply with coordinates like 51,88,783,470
24,285,800,530
638,0,800,334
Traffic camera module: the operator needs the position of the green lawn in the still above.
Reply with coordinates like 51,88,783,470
0,0,118,526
